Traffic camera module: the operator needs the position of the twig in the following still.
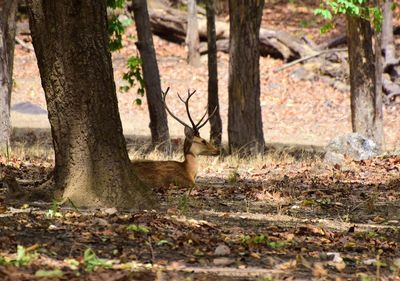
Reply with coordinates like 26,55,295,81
146,238,155,263
15,37,34,52
273,48,348,73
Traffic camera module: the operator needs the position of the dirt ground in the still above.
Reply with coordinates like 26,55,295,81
1,1,400,280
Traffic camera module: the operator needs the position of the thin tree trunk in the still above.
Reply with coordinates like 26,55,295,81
0,0,17,152
27,0,155,209
186,0,201,67
205,0,222,146
130,0,171,153
381,0,394,60
228,0,265,155
347,14,383,149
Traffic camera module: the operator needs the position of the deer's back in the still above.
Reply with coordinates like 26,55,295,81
131,160,194,188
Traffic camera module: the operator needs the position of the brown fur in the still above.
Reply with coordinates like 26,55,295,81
132,132,219,188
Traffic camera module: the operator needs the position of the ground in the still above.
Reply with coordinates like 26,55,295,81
1,1,400,280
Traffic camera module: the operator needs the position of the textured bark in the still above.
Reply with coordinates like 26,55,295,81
27,0,155,208
0,0,17,151
228,0,265,155
381,0,396,66
347,14,383,149
130,0,171,153
205,0,222,145
186,0,201,67
215,0,228,15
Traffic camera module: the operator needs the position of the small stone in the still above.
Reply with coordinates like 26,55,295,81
213,257,234,266
214,244,231,256
104,207,118,215
94,218,109,226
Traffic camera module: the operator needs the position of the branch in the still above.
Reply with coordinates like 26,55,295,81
15,37,34,51
273,48,348,73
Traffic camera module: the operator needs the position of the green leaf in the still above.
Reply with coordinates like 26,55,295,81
83,248,114,272
126,224,150,233
35,269,64,278
157,240,169,246
107,0,125,9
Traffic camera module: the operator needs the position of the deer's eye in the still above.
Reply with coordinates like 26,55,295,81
202,140,207,144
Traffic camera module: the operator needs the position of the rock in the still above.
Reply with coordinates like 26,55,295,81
213,257,234,266
103,207,118,215
214,244,231,256
94,218,110,226
323,151,345,165
324,133,379,164
11,102,47,115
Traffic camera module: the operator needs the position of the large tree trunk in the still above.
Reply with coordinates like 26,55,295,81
0,0,17,152
347,14,383,149
27,0,155,209
205,0,222,145
228,0,265,155
186,0,201,67
130,0,171,153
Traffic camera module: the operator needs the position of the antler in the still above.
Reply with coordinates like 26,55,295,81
177,89,197,130
161,87,192,128
161,87,218,132
196,106,218,131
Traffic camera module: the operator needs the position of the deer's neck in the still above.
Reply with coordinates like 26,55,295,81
183,152,197,181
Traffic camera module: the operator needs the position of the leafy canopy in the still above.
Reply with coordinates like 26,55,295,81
314,0,383,32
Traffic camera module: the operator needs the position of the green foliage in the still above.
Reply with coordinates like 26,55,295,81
107,0,124,9
108,16,132,52
0,245,39,267
83,248,114,272
45,200,62,219
107,0,132,51
64,258,80,270
107,0,146,105
120,56,146,105
314,0,383,32
35,269,64,278
126,224,150,233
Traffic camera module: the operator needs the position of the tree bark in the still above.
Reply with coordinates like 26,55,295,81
130,0,171,153
205,0,222,146
0,0,17,152
27,0,155,209
347,14,383,149
186,0,201,67
381,0,397,67
228,0,265,155
215,0,228,15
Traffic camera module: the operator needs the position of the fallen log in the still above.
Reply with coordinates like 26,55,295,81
147,5,400,101
148,7,316,61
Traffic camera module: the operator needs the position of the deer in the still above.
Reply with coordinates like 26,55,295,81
131,88,220,189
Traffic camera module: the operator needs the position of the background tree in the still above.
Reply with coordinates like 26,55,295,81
129,0,171,153
0,0,17,152
27,0,154,208
381,0,395,65
205,0,222,145
228,0,265,155
347,12,384,149
186,0,201,67
316,0,384,149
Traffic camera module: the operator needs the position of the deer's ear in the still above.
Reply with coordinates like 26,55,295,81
184,126,194,140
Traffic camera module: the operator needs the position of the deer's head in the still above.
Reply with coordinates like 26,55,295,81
162,88,220,157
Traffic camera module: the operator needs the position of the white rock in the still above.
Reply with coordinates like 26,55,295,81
214,244,231,256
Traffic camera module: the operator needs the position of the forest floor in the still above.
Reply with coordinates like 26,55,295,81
1,1,400,280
